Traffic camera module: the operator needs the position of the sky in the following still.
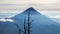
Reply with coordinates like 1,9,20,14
0,0,60,22
0,0,60,10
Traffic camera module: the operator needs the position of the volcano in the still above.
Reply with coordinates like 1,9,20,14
12,7,60,34
0,7,60,34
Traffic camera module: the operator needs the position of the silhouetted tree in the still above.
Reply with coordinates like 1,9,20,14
24,16,27,34
27,12,34,34
15,12,34,34
23,12,34,34
15,24,24,34
27,12,31,34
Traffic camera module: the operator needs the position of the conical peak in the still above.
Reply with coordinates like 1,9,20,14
25,7,37,12
22,7,41,15
26,7,35,11
12,7,41,19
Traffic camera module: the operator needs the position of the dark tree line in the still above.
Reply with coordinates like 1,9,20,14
15,12,34,34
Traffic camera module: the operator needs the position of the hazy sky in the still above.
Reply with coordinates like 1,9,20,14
0,0,60,10
0,0,60,20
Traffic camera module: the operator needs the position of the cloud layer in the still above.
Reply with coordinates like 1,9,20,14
0,18,14,22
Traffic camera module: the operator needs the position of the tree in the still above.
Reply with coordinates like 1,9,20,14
23,12,34,34
27,12,34,34
15,24,24,34
15,12,34,34
27,12,31,34
24,16,27,34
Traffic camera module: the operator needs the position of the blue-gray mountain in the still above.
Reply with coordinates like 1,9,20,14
0,7,60,34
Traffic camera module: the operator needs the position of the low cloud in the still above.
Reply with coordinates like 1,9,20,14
0,18,14,22
50,15,60,19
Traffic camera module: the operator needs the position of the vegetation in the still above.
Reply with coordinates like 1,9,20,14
15,12,34,34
